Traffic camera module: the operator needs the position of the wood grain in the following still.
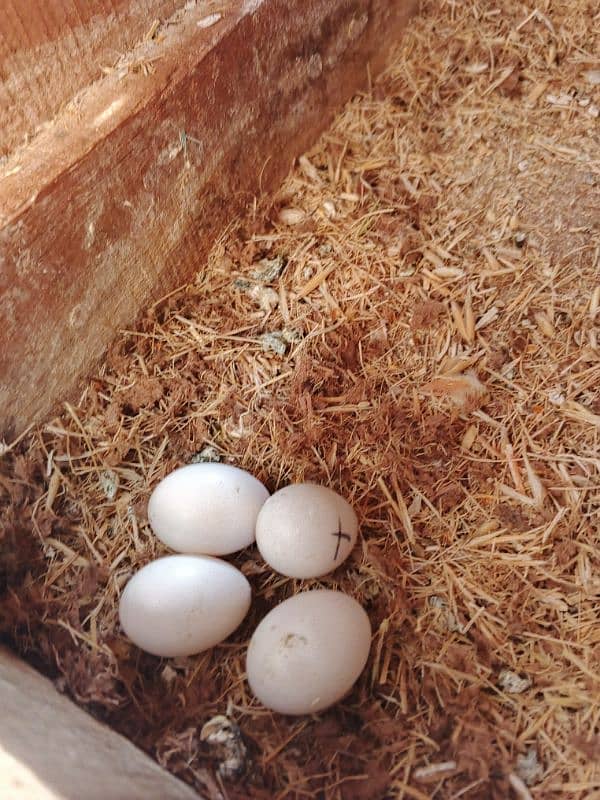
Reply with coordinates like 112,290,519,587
0,0,181,157
0,0,416,436
0,647,201,799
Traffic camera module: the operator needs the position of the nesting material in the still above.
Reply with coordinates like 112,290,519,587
200,715,248,780
1,0,599,797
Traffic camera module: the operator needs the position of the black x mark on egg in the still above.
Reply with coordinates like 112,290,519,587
331,517,352,560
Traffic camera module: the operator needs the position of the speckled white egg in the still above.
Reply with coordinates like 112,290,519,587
148,463,269,555
255,483,358,578
246,590,371,715
119,555,251,657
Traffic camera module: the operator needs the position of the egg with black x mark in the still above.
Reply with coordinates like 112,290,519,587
255,483,358,578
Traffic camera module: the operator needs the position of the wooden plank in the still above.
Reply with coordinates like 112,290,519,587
0,0,417,437
0,0,181,158
0,647,201,799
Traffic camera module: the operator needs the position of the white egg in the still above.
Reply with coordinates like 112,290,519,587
255,483,358,578
246,590,371,715
148,463,269,555
119,555,251,657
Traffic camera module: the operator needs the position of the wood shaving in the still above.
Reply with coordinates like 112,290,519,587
498,669,532,694
197,13,222,29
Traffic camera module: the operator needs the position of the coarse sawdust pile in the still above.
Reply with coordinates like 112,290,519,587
1,1,599,798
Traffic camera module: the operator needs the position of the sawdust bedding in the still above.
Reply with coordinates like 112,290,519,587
1,1,599,798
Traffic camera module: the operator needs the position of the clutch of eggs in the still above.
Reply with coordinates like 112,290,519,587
119,463,371,715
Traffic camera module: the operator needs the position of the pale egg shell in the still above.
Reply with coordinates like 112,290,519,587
255,483,358,578
148,463,269,555
246,590,371,715
119,555,251,657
